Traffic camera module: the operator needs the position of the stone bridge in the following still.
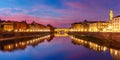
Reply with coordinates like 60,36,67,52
54,28,69,33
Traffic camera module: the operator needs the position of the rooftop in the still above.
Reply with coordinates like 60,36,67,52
114,15,120,18
86,21,107,23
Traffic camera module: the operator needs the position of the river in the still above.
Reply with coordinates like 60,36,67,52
0,32,119,60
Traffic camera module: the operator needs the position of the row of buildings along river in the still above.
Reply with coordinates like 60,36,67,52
0,20,54,33
70,10,120,32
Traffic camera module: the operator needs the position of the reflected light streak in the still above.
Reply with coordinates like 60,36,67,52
2,35,51,51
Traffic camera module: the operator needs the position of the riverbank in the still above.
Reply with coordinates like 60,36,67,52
68,32,120,49
0,32,52,41
68,32,120,42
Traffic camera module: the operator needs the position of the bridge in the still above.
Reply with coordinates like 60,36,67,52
54,28,69,33
54,28,69,37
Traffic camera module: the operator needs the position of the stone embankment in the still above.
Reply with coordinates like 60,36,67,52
69,32,120,42
0,32,51,41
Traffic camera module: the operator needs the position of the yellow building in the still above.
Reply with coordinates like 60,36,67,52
89,21,108,32
1,21,14,32
97,22,108,32
71,22,84,31
106,10,114,32
109,9,114,22
71,20,108,32
107,10,120,32
89,22,98,32
111,15,120,32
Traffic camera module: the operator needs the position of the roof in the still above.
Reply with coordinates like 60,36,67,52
71,21,107,25
114,15,120,18
71,22,83,25
85,21,107,23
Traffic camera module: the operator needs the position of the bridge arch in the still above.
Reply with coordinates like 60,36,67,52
54,28,69,33
54,28,69,36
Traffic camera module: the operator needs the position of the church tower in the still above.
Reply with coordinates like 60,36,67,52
109,10,113,21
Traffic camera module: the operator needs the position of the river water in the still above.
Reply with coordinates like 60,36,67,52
0,33,119,60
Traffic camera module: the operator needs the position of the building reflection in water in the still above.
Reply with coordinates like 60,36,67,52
0,32,120,60
69,35,108,52
54,33,68,37
69,35,120,60
0,34,54,52
110,49,120,60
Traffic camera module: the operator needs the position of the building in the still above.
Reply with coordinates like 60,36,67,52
107,10,120,32
28,22,36,32
39,24,46,30
70,10,120,32
82,20,90,32
89,21,108,32
1,21,14,32
28,21,47,32
71,20,108,32
14,21,28,32
111,15,120,32
70,20,90,32
70,22,83,31
0,19,3,32
109,9,114,22
0,19,50,32
46,24,54,32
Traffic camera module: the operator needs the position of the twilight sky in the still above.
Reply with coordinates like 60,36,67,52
0,0,120,28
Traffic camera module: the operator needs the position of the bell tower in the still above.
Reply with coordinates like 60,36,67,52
109,10,113,21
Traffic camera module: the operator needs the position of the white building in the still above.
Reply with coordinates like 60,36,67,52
111,15,120,32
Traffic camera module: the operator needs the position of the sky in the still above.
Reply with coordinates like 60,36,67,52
0,0,120,28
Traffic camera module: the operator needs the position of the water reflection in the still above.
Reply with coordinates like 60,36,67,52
54,32,68,37
110,49,120,60
69,35,120,60
0,34,54,52
0,32,120,60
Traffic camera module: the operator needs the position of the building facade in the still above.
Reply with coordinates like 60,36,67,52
71,20,108,32
1,21,14,32
111,16,120,32
14,21,28,32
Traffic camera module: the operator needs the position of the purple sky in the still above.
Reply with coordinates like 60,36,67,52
0,0,120,28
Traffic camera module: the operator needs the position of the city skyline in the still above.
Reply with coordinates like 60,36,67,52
0,0,120,28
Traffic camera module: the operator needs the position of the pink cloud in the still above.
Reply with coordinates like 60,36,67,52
0,14,82,28
65,2,88,9
0,15,71,27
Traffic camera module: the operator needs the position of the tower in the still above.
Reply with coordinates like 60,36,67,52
110,10,113,21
